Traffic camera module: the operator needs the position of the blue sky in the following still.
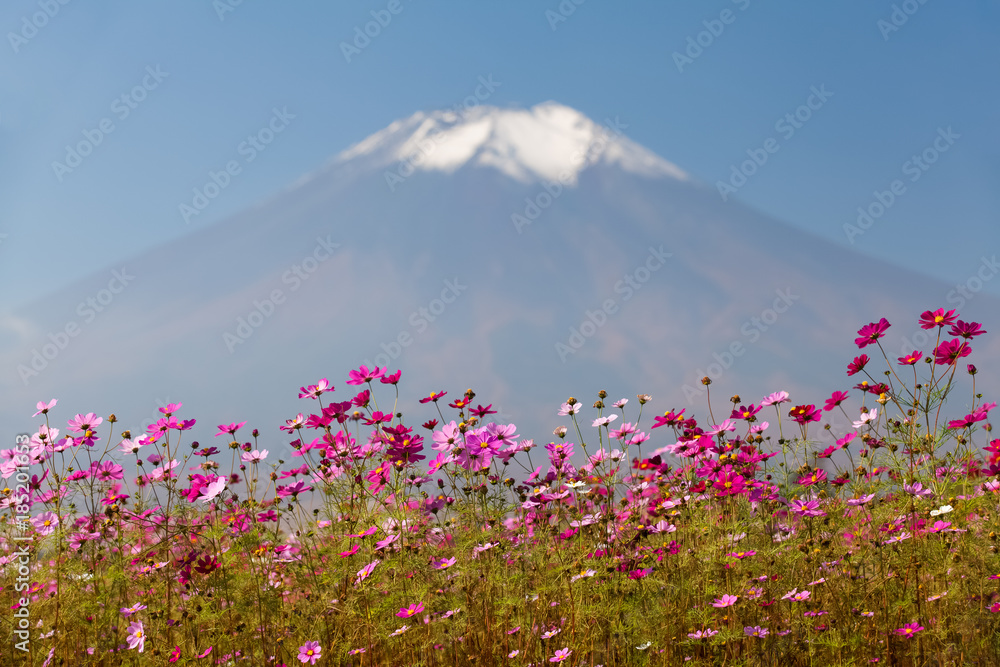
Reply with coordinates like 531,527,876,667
2,0,998,311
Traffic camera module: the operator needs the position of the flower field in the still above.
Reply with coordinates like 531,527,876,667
2,308,999,666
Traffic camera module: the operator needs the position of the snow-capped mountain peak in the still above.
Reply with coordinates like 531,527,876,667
334,101,688,185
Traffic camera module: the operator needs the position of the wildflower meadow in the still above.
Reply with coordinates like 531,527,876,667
3,308,1000,666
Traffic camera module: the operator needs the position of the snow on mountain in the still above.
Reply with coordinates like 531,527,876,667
2,102,997,464
332,101,688,185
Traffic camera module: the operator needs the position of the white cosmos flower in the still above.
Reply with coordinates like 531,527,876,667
853,408,877,429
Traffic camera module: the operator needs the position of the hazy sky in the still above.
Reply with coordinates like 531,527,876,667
2,0,998,311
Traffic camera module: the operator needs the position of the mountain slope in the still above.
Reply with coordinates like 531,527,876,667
3,102,997,453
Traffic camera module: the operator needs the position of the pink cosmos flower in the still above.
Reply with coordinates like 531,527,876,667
32,399,57,417
355,559,380,585
782,588,801,600
929,520,952,533
761,391,789,406
347,525,379,538
558,402,581,416
277,480,311,497
67,412,102,433
745,626,769,637
215,421,246,437
687,629,718,639
902,482,933,498
197,477,226,503
297,640,321,664
31,511,59,536
712,594,738,608
898,350,922,365
280,413,306,433
119,435,152,455
240,449,268,463
433,556,457,570
797,469,827,486
852,408,877,429
298,378,333,399
397,602,425,618
789,498,825,518
126,621,145,652
120,603,147,617
549,648,572,663
94,460,125,481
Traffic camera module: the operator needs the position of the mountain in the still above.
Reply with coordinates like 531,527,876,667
3,102,997,460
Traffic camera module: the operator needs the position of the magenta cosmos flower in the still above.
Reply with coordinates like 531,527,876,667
298,641,321,664
847,355,869,377
934,339,971,365
798,469,827,486
347,365,385,385
949,320,986,338
855,317,891,348
895,623,924,637
419,390,448,404
397,602,425,618
919,308,957,329
788,404,821,425
823,390,849,411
